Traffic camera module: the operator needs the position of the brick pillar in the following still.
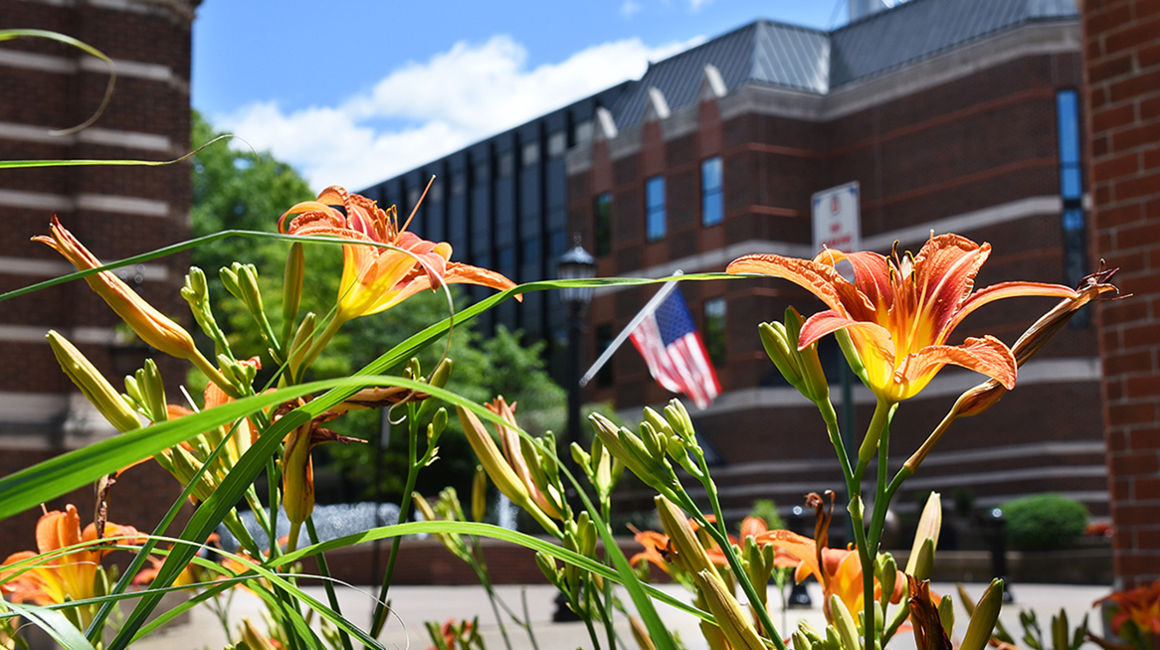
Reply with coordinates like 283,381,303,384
1081,0,1160,587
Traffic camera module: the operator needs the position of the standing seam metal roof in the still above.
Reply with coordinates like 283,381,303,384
608,0,1078,131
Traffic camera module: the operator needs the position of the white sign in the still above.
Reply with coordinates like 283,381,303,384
812,182,861,254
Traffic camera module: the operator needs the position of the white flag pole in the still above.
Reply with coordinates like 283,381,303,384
579,271,683,388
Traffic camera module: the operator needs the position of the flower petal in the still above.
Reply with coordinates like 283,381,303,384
911,234,990,342
894,335,1017,396
727,254,870,315
814,249,893,315
950,281,1079,333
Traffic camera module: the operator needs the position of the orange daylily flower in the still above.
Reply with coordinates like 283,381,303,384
727,234,1078,402
1097,579,1160,637
279,186,518,324
628,526,674,575
0,504,141,606
755,529,903,623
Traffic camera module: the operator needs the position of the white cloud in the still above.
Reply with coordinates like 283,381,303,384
621,0,643,17
215,35,697,192
688,0,715,11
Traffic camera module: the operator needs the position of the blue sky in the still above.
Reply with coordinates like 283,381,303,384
193,1,847,191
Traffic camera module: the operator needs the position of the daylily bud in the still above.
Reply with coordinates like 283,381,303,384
282,424,315,535
167,445,218,502
960,579,1005,650
431,408,448,442
590,413,657,484
878,554,898,608
641,421,666,460
786,307,830,402
429,358,453,390
183,265,208,302
760,321,806,390
287,312,316,379
457,406,529,506
655,496,718,580
240,618,279,650
643,407,674,440
135,359,168,424
834,329,868,384
47,331,142,433
911,537,935,582
696,569,766,650
792,630,814,650
939,594,955,640
570,443,591,474
906,492,941,576
829,594,861,650
33,217,210,369
535,551,563,588
630,615,660,650
282,242,304,347
663,399,695,443
471,466,487,523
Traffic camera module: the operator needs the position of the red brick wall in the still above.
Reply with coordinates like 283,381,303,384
1081,0,1160,587
0,0,195,555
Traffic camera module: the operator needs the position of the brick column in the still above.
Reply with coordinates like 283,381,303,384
1081,0,1160,587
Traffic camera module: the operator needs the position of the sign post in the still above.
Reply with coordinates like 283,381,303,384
812,181,862,546
812,181,861,254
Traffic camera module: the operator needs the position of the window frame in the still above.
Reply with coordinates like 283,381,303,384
645,175,666,242
701,157,724,226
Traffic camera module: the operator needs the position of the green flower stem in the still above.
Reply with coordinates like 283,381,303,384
600,500,618,650
307,518,354,650
856,398,897,650
818,399,855,486
369,407,422,638
297,314,345,378
466,538,515,650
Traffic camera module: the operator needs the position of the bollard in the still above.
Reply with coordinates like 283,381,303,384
987,507,1014,603
787,505,813,608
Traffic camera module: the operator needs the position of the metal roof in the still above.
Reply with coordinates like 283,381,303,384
608,0,1078,131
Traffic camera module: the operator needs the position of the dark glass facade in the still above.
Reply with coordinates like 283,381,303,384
360,84,628,366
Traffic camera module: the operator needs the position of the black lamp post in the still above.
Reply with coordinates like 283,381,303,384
557,241,596,472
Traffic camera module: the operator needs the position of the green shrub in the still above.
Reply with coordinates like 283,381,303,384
999,494,1089,550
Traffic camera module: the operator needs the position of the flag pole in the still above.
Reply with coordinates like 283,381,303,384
579,270,683,388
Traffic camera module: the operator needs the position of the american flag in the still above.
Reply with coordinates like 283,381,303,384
629,287,722,409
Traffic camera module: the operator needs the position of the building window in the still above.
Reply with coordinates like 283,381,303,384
548,131,567,157
596,323,614,387
1056,89,1088,326
498,151,514,177
704,297,726,366
594,193,612,256
702,157,723,226
451,172,466,196
646,176,666,241
574,119,593,145
473,160,489,186
428,180,444,203
522,141,540,166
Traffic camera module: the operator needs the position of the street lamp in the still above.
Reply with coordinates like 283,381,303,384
557,240,596,474
554,239,595,623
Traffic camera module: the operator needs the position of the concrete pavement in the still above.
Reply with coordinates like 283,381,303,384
128,580,1116,650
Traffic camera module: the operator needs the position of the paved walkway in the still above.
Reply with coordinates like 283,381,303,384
131,581,1114,650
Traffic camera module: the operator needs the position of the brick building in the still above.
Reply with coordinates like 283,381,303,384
0,0,198,552
1081,0,1160,587
366,0,1106,531
567,0,1103,525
